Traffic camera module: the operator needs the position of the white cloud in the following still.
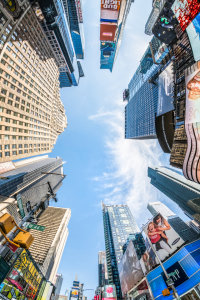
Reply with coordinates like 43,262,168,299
89,100,164,227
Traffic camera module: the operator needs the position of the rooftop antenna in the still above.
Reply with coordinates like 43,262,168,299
75,274,78,281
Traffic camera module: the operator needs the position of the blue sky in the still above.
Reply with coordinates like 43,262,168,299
48,0,189,299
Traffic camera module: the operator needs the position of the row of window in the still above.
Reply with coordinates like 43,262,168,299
0,143,49,150
1,148,49,157
0,135,50,141
0,116,49,131
0,126,49,136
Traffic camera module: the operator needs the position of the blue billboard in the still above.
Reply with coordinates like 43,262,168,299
147,239,200,300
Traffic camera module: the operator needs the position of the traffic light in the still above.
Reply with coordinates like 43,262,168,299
0,213,34,249
162,289,171,297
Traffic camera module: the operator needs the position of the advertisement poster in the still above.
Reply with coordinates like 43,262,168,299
101,0,121,11
118,241,143,296
143,213,184,261
100,0,121,22
157,62,174,117
140,238,157,275
186,12,200,62
101,42,115,56
172,0,200,31
71,289,79,298
102,285,116,299
100,24,117,42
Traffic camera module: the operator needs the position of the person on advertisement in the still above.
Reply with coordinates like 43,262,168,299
141,252,154,273
147,222,173,254
186,71,200,101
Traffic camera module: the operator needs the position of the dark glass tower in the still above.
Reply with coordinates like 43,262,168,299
102,202,140,300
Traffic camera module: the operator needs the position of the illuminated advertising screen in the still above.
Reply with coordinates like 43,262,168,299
157,62,174,117
100,24,117,42
186,12,200,62
101,42,115,56
143,213,184,262
183,61,200,183
118,241,143,297
102,285,116,299
100,0,121,22
71,289,79,298
172,0,200,31
146,239,200,300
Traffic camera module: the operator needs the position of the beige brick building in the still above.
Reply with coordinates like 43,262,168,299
0,0,67,162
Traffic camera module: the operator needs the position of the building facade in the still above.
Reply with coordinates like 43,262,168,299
148,167,200,220
28,206,71,282
147,201,176,218
102,202,140,300
100,0,134,72
54,274,64,300
124,36,170,140
98,251,108,287
0,0,67,162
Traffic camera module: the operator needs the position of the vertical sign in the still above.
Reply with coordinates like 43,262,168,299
16,194,25,219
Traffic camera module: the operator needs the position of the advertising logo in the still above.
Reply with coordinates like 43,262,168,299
106,287,113,293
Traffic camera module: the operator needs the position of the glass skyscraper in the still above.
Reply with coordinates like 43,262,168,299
102,202,140,300
124,36,169,139
148,167,200,219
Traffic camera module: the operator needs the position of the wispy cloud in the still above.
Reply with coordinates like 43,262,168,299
89,101,164,227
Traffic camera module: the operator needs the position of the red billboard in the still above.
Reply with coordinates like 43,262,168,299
100,24,117,41
101,0,121,10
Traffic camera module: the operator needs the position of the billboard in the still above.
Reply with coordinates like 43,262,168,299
118,241,144,297
172,0,200,31
186,12,200,62
100,0,121,22
143,213,184,262
157,62,174,117
71,289,79,298
101,0,121,10
183,61,200,183
101,42,115,56
146,239,200,300
100,24,117,41
102,285,116,299
140,238,157,275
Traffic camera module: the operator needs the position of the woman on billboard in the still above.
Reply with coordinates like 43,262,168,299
147,222,173,254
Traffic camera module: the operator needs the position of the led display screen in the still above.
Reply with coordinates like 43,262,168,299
147,239,200,300
100,24,117,41
186,12,200,62
118,241,143,297
183,61,200,183
172,0,200,31
157,62,174,117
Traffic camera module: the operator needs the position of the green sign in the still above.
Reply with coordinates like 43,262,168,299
16,194,25,219
0,257,10,284
24,223,45,232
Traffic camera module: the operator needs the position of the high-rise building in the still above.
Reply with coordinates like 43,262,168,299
100,0,134,72
0,1,67,162
124,36,170,140
28,206,71,282
147,201,199,243
35,0,84,88
63,0,85,59
147,201,175,218
98,251,108,287
148,167,200,219
145,0,160,36
54,274,64,300
102,202,140,300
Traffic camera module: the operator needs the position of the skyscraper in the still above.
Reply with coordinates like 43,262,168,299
54,274,64,300
0,155,65,225
124,36,170,140
102,202,140,300
147,201,175,218
145,0,160,36
28,206,71,282
0,1,67,162
148,166,200,219
35,0,84,88
98,251,108,287
100,0,134,72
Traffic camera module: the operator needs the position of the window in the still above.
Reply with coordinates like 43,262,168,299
19,136,22,140
12,136,16,140
5,152,10,156
5,118,10,123
9,93,14,99
12,151,17,155
13,128,17,132
8,100,12,105
15,103,19,108
16,97,20,102
13,120,17,124
0,97,5,102
19,144,22,148
5,145,9,149
6,110,11,114
4,135,9,140
3,80,8,86
5,126,10,131
10,84,15,90
13,112,17,116
1,89,7,95
19,150,22,154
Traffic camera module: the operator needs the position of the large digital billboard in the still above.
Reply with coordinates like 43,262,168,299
157,62,174,117
146,239,200,300
118,241,143,297
100,0,121,22
186,12,200,62
140,238,157,276
100,24,117,42
172,0,200,31
183,61,200,183
102,285,116,299
143,213,184,262
101,42,115,56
